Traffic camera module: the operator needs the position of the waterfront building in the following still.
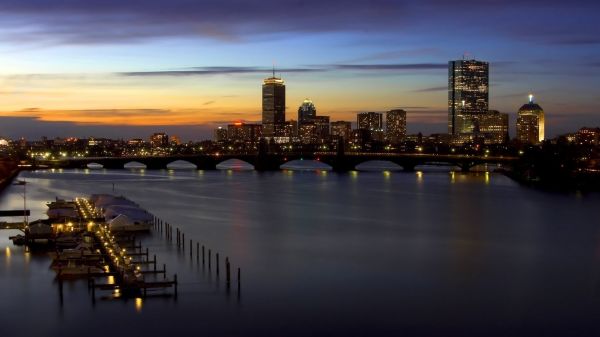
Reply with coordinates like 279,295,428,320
331,121,352,140
386,109,407,143
298,99,317,128
213,127,228,143
349,129,372,150
516,95,545,144
576,127,600,145
227,123,263,143
448,59,489,135
150,133,169,147
262,72,286,137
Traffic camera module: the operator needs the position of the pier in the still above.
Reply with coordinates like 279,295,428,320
5,193,242,305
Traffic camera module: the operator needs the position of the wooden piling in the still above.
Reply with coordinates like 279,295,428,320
153,254,157,271
237,267,241,291
216,253,220,276
226,257,231,286
189,239,192,258
182,233,185,250
208,249,212,269
174,274,178,297
196,242,199,261
202,245,205,265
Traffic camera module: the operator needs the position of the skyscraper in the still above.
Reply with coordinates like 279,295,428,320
298,99,316,128
357,112,383,131
448,59,489,135
262,71,286,137
516,94,545,144
385,109,407,143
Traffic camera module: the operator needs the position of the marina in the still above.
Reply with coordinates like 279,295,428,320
2,190,240,305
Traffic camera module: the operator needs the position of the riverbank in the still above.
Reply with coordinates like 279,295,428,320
0,160,20,192
503,169,600,193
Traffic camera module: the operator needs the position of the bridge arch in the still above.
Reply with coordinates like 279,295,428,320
166,160,198,170
86,162,104,169
124,161,147,169
412,163,458,172
216,158,254,170
355,160,403,171
280,159,332,171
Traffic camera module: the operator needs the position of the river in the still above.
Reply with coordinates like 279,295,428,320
1,166,599,337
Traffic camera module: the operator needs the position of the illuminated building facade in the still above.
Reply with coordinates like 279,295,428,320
227,123,262,143
331,121,352,140
477,110,509,144
298,99,316,128
448,59,489,135
385,109,407,143
213,127,228,143
516,95,545,144
576,127,600,145
298,123,318,144
314,116,330,140
282,120,298,138
150,133,169,147
357,112,383,131
262,73,286,137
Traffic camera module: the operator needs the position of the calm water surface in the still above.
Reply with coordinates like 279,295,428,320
1,167,599,337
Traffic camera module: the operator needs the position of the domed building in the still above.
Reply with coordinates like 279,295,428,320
516,94,545,144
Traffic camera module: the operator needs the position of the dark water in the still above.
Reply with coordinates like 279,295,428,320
1,167,600,337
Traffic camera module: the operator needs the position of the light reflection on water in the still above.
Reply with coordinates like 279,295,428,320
0,168,598,337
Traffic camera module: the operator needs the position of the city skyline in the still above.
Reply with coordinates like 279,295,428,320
0,0,599,141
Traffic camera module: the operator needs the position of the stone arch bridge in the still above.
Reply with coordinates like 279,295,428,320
36,153,518,172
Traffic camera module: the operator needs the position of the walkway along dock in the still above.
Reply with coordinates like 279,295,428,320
72,197,178,300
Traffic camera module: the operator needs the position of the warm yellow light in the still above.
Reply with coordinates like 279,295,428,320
135,297,143,312
5,247,11,257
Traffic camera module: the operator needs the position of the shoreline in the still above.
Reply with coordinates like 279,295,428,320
0,160,21,194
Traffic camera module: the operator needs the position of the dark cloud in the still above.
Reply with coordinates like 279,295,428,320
120,64,447,77
120,66,324,77
412,86,447,93
333,64,447,71
0,0,408,44
0,1,597,45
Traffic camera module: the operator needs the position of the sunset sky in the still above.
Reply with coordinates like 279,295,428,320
0,0,599,141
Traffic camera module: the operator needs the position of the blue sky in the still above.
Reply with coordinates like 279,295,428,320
0,0,598,141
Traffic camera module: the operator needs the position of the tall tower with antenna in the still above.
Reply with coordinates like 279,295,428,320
448,58,489,135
